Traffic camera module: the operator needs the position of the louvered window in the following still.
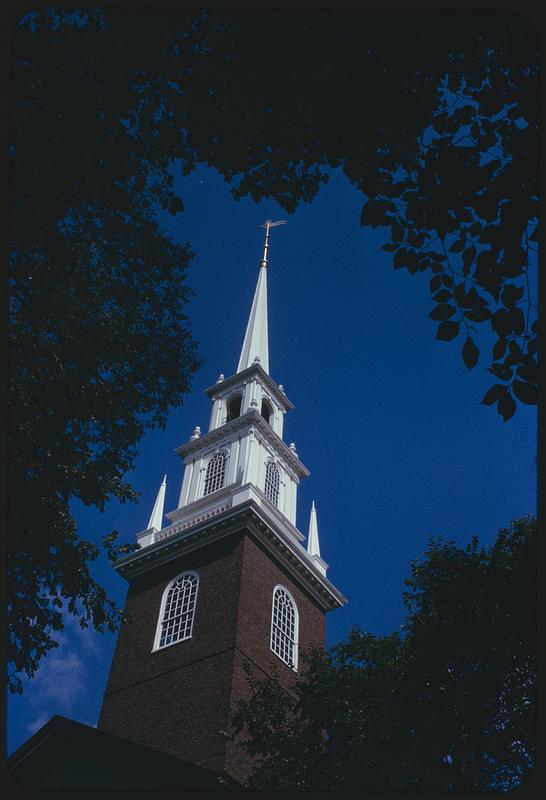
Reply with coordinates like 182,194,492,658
154,572,198,650
204,451,227,496
270,586,298,669
264,461,280,506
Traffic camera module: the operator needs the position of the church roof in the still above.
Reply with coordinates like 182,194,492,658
9,715,240,791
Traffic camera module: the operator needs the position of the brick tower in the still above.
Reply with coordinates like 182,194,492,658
98,222,346,784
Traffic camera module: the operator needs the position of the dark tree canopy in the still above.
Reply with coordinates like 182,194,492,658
9,8,537,689
230,516,536,791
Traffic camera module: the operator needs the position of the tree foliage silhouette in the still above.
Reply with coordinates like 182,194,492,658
230,517,536,791
8,9,203,692
9,8,537,688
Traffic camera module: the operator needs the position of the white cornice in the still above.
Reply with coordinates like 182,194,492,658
205,364,294,412
114,501,347,612
176,409,310,479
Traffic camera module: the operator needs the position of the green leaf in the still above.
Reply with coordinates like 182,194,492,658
481,384,507,405
393,248,410,269
462,337,479,370
489,362,513,381
430,275,442,293
493,337,508,361
429,304,456,321
454,105,476,125
459,286,479,308
508,340,522,357
491,309,512,338
501,284,525,308
436,320,460,341
464,307,491,322
456,207,474,223
497,392,516,422
462,246,476,271
391,221,404,241
479,224,500,244
360,199,397,228
512,381,538,405
516,361,538,383
508,307,525,335
431,289,452,303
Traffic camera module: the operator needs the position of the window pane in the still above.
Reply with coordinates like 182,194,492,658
158,574,198,648
264,461,280,506
270,587,297,668
204,451,227,496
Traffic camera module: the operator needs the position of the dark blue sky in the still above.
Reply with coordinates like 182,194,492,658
8,164,536,754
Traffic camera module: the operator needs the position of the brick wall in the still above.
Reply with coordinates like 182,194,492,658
98,525,326,782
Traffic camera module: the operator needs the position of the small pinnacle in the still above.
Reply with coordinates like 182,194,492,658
190,425,201,440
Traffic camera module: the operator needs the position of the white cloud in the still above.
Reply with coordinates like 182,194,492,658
62,613,104,656
26,713,50,737
9,607,111,754
31,649,86,709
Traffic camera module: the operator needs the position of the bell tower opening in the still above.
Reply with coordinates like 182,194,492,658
260,398,273,425
226,394,242,422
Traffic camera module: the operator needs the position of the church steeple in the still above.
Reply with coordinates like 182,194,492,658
236,220,285,375
99,223,346,786
236,261,269,374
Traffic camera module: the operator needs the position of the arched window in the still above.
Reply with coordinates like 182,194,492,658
226,394,242,422
270,585,298,669
203,451,227,496
264,461,280,506
153,571,199,651
261,398,273,425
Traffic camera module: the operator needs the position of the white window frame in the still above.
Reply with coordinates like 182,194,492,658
203,449,228,496
152,571,199,652
270,584,299,670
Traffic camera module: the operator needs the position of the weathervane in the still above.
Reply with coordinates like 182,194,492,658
259,219,286,266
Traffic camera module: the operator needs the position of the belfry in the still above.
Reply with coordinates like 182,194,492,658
97,222,346,783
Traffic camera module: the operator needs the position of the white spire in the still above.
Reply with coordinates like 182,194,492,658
236,220,286,376
147,474,167,532
237,262,269,374
307,500,321,559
